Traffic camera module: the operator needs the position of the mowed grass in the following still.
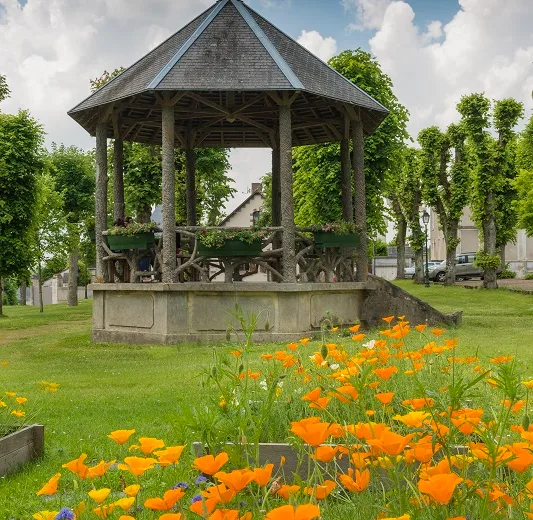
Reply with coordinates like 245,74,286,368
0,283,532,517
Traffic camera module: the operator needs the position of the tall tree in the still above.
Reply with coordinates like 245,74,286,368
0,74,9,104
32,171,68,312
457,94,523,288
0,110,44,315
398,148,425,284
515,115,533,235
293,49,409,236
418,123,469,285
49,145,95,306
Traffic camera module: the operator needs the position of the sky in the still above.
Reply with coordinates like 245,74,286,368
1,0,532,213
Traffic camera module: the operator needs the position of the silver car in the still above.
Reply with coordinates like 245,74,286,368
429,253,483,282
405,262,443,279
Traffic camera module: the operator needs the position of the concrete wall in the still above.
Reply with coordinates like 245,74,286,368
30,274,93,306
223,193,263,227
91,282,371,344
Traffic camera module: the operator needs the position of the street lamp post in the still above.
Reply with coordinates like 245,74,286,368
422,210,430,287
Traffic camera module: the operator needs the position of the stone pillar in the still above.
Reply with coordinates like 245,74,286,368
185,147,196,226
271,145,281,227
352,118,368,282
279,102,296,283
162,104,176,283
340,136,353,222
95,123,108,280
113,137,125,222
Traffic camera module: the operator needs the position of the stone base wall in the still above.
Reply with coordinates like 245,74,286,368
91,282,372,344
90,278,462,345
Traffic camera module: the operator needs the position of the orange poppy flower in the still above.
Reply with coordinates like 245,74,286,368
154,446,186,467
367,430,414,456
118,456,157,476
381,516,411,520
265,505,320,520
114,497,135,510
352,333,366,341
32,512,59,520
193,452,229,475
300,338,310,345
290,418,332,447
215,469,255,492
523,380,533,389
331,385,359,403
231,350,242,358
92,504,115,518
130,437,165,455
382,316,395,324
36,473,61,496
375,392,394,405
107,429,136,444
124,484,141,497
87,460,115,479
261,354,273,361
304,479,336,499
209,510,252,520
253,464,274,486
88,488,111,504
346,421,389,441
402,398,434,410
372,366,398,380
144,488,185,511
159,515,183,520
203,484,237,505
415,324,427,333
62,454,89,479
339,468,370,492
190,496,219,516
393,411,430,428
450,408,483,435
276,484,301,499
312,446,338,463
418,472,463,504
287,343,299,351
501,399,525,413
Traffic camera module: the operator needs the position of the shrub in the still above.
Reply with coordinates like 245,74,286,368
525,273,533,280
498,269,516,279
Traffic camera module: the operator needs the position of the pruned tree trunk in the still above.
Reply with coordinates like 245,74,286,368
68,248,79,307
396,216,407,280
499,245,506,270
19,279,27,305
414,249,424,284
482,193,498,289
0,278,3,316
136,205,152,224
38,263,44,313
444,220,459,286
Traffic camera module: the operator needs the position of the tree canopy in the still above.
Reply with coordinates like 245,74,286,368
292,49,409,235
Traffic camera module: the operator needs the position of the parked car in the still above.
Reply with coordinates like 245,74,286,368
429,253,484,282
405,262,442,279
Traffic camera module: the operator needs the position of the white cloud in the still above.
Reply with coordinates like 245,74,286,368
365,0,533,140
296,30,338,62
342,0,392,30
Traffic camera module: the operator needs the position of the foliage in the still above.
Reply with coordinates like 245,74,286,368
311,221,359,235
196,229,264,249
293,49,409,235
1,279,18,306
497,268,516,279
257,172,273,227
515,116,533,236
0,74,10,104
0,110,44,291
369,238,388,257
90,68,125,93
107,221,158,236
474,251,502,270
525,273,533,281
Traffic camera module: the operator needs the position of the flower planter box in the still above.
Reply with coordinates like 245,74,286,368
106,232,156,251
314,231,359,249
0,424,44,477
197,239,262,258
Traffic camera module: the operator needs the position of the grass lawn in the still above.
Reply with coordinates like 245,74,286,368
0,283,532,518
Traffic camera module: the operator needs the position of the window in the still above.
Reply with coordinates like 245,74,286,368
252,210,261,225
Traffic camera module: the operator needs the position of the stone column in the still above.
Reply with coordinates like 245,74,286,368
279,102,296,283
95,123,108,280
162,104,176,283
113,137,125,222
185,147,196,226
352,118,368,282
271,145,281,227
340,136,353,222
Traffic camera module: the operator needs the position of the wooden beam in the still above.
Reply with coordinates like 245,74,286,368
95,123,108,280
352,118,367,282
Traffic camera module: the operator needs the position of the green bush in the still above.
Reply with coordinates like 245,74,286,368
1,279,18,306
497,269,516,279
525,273,533,280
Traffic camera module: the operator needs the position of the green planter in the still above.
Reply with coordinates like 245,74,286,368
106,232,155,251
314,231,359,249
198,239,262,258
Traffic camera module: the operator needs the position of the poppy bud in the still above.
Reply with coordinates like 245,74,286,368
264,320,270,331
523,415,531,431
321,344,328,360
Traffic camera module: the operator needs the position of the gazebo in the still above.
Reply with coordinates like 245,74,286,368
70,0,400,343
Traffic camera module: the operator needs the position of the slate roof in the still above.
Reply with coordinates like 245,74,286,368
69,0,388,147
